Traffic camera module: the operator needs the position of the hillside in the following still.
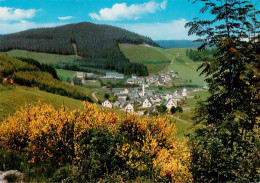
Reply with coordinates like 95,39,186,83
119,44,206,87
119,44,172,74
0,22,159,76
0,84,85,121
0,54,91,100
6,49,78,65
156,40,201,48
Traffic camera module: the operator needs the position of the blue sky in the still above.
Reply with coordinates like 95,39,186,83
0,0,259,40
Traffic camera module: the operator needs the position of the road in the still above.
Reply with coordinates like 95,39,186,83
92,92,98,102
160,53,179,73
172,115,190,124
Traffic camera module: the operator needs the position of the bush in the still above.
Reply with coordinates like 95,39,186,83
0,101,192,182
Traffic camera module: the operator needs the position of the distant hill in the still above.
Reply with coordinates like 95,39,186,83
156,40,202,49
0,22,159,76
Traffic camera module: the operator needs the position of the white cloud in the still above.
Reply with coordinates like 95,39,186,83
89,0,167,21
115,19,198,40
0,7,38,22
58,16,74,20
0,21,64,34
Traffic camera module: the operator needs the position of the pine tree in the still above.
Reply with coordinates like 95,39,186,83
185,0,260,181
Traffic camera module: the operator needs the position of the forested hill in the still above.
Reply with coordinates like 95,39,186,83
0,22,158,76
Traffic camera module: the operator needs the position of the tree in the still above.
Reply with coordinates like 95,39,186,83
72,77,82,85
170,106,176,114
157,105,167,113
126,96,130,101
185,0,260,181
104,93,110,99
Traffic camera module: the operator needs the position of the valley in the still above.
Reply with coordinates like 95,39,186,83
0,44,208,142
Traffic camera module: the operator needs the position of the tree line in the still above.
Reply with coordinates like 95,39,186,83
186,48,217,62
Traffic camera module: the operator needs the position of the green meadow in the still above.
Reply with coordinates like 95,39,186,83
5,49,77,65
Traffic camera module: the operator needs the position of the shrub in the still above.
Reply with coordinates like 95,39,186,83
0,101,192,182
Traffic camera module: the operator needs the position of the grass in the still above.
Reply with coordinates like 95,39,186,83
4,50,77,65
174,119,192,142
0,84,121,121
0,84,84,121
164,49,206,87
56,69,77,81
179,90,210,122
119,44,172,74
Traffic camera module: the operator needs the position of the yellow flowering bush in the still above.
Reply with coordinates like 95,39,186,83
0,101,192,181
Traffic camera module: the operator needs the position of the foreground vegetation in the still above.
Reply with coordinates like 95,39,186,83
186,0,259,181
0,101,192,182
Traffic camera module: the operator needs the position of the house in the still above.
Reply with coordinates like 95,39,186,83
106,72,124,79
131,90,141,99
150,96,161,104
132,74,137,79
86,73,94,78
164,99,177,110
165,93,173,100
142,98,152,108
102,99,112,108
158,78,164,86
182,88,188,97
127,78,135,84
76,72,85,79
113,101,121,108
117,94,128,101
123,103,134,113
121,88,129,94
147,106,158,114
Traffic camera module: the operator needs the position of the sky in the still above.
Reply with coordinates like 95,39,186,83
0,0,259,40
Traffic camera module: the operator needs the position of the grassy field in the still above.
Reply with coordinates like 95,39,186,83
164,49,206,87
179,89,210,122
4,50,77,65
119,44,172,74
0,84,84,121
56,69,77,81
174,119,192,141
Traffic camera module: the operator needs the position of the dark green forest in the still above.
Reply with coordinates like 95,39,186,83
0,22,157,76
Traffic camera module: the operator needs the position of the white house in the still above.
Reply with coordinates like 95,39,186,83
123,103,134,113
106,72,124,79
113,101,121,108
164,99,177,110
121,88,129,94
132,74,137,79
127,78,135,84
165,93,173,100
102,99,112,108
86,73,94,78
182,88,188,97
142,98,152,108
76,72,85,79
150,96,161,104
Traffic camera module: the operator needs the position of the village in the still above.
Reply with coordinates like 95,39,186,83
73,70,191,115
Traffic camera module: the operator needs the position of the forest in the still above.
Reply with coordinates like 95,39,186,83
0,22,157,76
